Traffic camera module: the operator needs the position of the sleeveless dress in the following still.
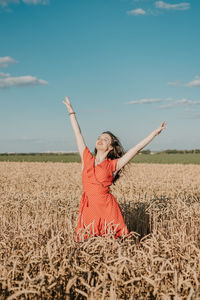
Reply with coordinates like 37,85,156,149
75,147,129,240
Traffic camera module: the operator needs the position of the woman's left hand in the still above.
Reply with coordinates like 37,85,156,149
155,121,167,136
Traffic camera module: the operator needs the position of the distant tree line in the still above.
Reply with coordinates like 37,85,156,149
140,150,151,154
0,152,79,156
140,149,200,154
160,149,200,154
0,149,200,156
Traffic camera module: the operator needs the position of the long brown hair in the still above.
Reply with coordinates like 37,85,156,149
94,131,125,183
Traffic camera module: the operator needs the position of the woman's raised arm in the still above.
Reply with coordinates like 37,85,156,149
63,96,86,160
116,121,167,172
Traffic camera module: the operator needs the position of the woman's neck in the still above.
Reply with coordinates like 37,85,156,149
95,150,108,165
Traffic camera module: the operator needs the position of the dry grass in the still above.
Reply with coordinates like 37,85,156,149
0,162,200,299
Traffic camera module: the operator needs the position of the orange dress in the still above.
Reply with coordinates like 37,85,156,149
75,147,129,240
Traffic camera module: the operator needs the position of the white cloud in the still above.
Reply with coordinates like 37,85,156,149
127,97,200,109
0,56,17,67
0,0,48,6
169,76,200,88
168,80,181,86
128,98,162,104
0,56,48,89
0,75,48,89
127,1,190,17
158,98,200,109
176,98,189,104
22,0,49,4
0,0,18,7
0,72,10,77
127,8,146,15
155,1,190,11
186,76,200,87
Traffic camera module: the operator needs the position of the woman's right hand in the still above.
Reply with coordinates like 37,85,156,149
63,96,74,114
154,121,167,136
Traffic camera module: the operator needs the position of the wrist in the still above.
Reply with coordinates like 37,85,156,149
69,111,75,115
152,130,158,137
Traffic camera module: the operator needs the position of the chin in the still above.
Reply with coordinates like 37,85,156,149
96,144,105,151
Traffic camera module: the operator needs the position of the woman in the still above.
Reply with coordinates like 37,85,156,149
63,96,166,240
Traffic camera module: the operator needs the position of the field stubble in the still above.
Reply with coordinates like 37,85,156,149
0,162,200,299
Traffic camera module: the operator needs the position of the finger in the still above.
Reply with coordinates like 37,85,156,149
65,96,70,104
63,101,70,109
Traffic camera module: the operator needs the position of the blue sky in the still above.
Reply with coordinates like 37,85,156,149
0,0,200,152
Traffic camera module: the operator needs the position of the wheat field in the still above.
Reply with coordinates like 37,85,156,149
0,162,200,299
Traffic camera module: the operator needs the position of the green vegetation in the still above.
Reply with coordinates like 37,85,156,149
0,153,81,163
0,152,200,164
131,153,200,164
158,149,200,154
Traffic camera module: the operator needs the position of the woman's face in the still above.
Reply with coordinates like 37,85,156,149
95,133,113,152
